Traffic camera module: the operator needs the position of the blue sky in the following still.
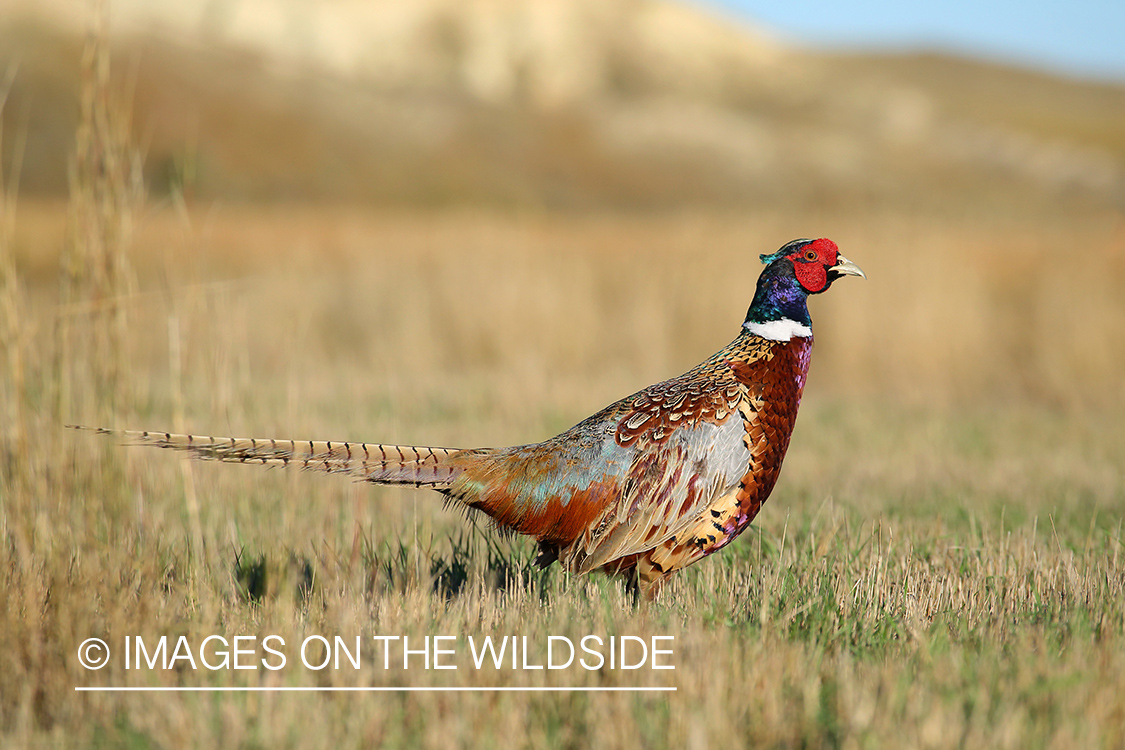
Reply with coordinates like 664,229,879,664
703,0,1125,82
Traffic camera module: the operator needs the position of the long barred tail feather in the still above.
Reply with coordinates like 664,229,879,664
67,425,474,489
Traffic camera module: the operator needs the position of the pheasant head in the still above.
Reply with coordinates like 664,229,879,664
743,238,865,341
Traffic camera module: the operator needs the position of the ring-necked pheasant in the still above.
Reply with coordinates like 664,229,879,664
77,238,863,600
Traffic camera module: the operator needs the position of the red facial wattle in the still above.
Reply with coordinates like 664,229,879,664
790,238,838,293
793,261,826,292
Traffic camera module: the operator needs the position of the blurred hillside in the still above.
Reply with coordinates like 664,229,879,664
2,0,1124,209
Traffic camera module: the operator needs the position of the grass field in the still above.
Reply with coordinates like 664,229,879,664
2,194,1125,748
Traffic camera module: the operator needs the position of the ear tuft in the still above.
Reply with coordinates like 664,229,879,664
760,238,812,266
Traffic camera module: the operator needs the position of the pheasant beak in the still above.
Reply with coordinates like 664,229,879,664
829,254,866,280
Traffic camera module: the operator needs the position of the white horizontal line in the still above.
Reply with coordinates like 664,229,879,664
75,686,676,693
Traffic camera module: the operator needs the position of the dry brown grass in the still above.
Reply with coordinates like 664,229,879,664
2,196,1124,748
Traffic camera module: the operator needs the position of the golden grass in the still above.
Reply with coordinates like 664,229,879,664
2,195,1125,748
12,199,1125,410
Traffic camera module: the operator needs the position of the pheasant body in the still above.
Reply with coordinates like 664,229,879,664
78,238,862,600
449,331,813,592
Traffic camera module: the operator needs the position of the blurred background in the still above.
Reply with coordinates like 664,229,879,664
1,0,1123,441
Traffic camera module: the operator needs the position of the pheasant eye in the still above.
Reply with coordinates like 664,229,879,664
803,250,818,261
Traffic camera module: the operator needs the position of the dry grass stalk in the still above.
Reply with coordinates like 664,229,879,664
0,63,25,472
58,0,142,426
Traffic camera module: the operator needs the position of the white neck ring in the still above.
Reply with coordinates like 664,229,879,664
743,318,812,342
